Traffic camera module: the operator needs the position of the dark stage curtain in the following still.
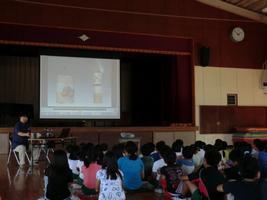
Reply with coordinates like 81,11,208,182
176,55,193,123
0,56,39,118
160,55,193,124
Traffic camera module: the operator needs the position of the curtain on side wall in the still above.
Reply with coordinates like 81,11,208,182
0,56,39,121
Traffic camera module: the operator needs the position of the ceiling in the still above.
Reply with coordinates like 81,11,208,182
197,0,267,24
224,0,267,15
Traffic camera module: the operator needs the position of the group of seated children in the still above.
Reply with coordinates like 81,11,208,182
43,138,267,200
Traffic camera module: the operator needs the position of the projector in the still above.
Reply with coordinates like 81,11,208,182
120,132,135,139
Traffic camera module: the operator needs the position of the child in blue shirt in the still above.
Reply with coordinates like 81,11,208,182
118,141,144,190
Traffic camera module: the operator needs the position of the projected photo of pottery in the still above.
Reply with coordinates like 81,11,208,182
56,75,74,104
93,65,104,104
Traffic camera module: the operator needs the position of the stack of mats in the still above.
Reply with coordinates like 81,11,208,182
232,127,267,144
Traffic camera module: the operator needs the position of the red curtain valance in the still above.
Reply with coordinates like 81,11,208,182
0,23,193,55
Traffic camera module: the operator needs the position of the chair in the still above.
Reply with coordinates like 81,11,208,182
7,140,31,166
38,144,54,163
45,147,54,163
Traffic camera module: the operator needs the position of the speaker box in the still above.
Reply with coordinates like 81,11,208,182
199,46,210,67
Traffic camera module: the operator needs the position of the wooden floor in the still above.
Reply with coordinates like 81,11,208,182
0,155,165,200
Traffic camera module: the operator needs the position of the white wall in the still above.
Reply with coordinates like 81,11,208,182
195,66,267,145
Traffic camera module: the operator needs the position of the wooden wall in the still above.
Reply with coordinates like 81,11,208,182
200,106,267,133
0,0,266,68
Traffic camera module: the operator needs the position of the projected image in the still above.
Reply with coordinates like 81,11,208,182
45,57,114,107
40,55,120,119
56,75,75,104
93,63,104,104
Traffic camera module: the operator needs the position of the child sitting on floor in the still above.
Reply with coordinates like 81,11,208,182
224,148,243,181
68,145,80,179
177,146,195,175
159,146,184,198
111,143,125,160
118,141,144,190
81,146,103,195
191,144,201,169
76,143,93,185
258,141,267,179
194,141,206,167
217,155,267,200
151,141,165,162
100,143,108,155
96,151,125,200
45,150,73,200
141,143,154,182
172,139,184,158
152,145,168,177
152,145,168,193
188,148,225,200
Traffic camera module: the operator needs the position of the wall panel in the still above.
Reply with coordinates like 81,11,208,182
195,66,267,144
237,69,254,105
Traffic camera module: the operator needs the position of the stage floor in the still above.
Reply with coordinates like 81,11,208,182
0,155,165,200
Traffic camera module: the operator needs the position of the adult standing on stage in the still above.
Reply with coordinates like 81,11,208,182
12,113,31,166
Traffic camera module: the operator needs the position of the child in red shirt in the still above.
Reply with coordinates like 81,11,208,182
81,146,103,195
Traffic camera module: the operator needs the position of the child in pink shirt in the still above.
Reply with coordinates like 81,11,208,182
81,146,103,195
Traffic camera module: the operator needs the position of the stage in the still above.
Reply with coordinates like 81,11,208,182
0,126,197,154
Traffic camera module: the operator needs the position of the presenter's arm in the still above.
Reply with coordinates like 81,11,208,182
18,131,30,137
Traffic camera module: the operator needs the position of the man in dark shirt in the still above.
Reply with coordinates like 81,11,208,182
12,114,31,166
